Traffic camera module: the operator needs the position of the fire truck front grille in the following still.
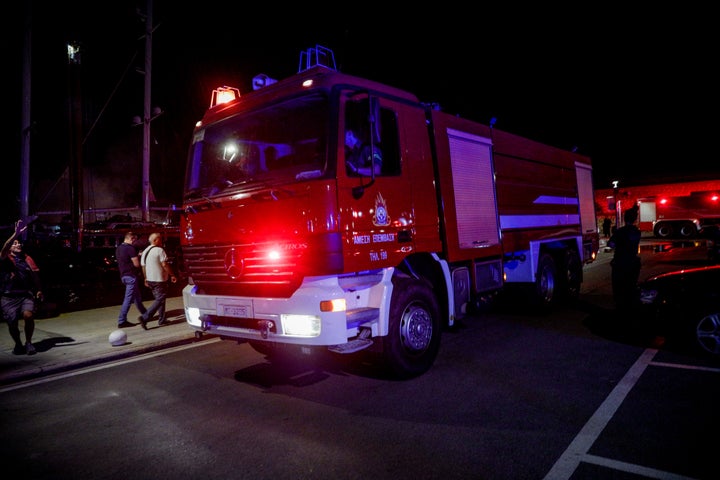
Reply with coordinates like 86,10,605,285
182,242,303,298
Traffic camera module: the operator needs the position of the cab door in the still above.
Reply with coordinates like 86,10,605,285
337,93,440,273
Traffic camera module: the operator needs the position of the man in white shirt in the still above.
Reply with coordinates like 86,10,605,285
138,232,177,329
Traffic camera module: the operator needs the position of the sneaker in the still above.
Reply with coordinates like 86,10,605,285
26,342,37,356
118,321,136,328
158,319,167,326
12,344,25,355
137,315,147,330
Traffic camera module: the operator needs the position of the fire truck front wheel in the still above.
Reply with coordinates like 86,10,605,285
382,277,442,379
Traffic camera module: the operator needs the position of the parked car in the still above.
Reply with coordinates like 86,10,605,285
700,225,720,265
638,264,720,358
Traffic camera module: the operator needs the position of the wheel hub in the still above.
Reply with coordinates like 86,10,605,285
400,305,432,352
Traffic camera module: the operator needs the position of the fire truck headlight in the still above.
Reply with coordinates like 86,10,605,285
186,307,202,326
282,314,321,337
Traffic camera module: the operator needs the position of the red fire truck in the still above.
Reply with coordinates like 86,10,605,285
595,181,720,239
180,46,599,378
652,191,720,238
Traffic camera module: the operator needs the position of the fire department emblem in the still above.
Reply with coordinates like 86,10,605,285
373,193,390,227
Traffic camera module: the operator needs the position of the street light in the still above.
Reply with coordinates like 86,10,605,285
612,180,621,229
131,106,163,128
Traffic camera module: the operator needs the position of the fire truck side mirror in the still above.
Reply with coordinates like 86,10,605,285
370,97,382,144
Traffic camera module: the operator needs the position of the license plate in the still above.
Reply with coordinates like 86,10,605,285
218,302,252,318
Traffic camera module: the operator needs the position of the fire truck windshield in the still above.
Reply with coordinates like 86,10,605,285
184,93,328,198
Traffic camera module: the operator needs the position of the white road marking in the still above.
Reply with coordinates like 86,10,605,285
0,338,221,393
543,348,701,480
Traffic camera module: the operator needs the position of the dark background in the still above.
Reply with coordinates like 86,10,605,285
3,1,717,225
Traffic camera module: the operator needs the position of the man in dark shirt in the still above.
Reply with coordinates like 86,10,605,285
116,231,147,328
608,206,642,310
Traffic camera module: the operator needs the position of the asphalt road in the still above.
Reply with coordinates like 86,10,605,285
1,238,717,479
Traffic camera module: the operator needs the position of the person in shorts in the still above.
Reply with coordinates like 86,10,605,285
1,219,43,355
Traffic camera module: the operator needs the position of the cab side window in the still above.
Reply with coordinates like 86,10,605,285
378,108,400,176
345,99,400,177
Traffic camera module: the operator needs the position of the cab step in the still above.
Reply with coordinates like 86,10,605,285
328,328,373,354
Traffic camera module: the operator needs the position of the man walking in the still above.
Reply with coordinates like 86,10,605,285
138,232,177,329
116,231,147,328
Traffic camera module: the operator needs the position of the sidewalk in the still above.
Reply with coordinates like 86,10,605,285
0,236,707,387
0,296,212,386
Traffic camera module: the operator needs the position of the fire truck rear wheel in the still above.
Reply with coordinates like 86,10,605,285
560,250,582,303
533,254,557,312
679,222,697,238
654,223,673,239
382,277,441,379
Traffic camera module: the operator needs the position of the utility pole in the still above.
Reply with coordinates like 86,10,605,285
20,1,32,228
67,41,84,251
141,0,153,222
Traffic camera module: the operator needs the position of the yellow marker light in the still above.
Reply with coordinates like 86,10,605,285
320,298,346,312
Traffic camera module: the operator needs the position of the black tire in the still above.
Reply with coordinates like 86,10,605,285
678,222,697,239
532,254,557,311
654,223,673,239
560,250,583,303
694,311,720,357
381,277,442,379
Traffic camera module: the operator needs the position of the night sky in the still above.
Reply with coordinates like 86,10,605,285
4,1,717,225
